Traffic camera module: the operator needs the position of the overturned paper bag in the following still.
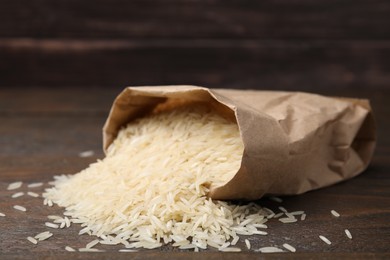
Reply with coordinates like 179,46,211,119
103,86,376,200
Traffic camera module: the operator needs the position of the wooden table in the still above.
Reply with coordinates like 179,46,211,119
0,87,389,259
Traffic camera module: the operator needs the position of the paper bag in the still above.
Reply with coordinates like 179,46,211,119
103,86,376,200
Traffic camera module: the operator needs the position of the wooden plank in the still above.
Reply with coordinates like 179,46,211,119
1,39,390,88
0,87,121,114
0,0,389,40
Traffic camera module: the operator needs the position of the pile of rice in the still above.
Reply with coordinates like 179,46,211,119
43,102,271,250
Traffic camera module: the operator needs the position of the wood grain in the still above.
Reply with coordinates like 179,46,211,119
1,39,390,88
0,87,389,258
1,0,389,40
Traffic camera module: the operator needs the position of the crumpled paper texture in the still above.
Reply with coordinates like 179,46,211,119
103,86,376,200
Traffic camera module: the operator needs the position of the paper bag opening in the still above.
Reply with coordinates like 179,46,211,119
103,86,376,200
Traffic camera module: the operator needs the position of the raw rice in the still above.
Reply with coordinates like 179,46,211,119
319,235,331,245
279,217,297,223
278,207,287,213
86,239,100,249
45,222,59,229
345,229,352,239
79,248,105,252
60,222,66,229
42,103,273,250
119,249,138,252
27,236,38,245
245,239,251,249
258,247,284,253
47,215,62,220
301,214,306,221
283,243,296,252
12,192,24,198
65,246,76,252
7,181,22,190
219,247,241,252
35,231,53,241
28,182,43,188
79,150,94,158
65,217,71,228
27,192,39,198
0,212,5,217
331,210,340,217
13,205,26,212
273,213,284,219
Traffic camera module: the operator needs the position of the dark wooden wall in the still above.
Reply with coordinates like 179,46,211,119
0,0,389,90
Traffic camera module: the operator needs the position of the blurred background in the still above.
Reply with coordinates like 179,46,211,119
0,0,389,92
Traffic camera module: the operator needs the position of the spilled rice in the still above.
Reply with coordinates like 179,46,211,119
2,102,353,252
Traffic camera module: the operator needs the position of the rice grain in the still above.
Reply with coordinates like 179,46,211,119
245,239,251,249
258,247,283,253
319,235,331,245
283,243,296,252
27,236,38,245
65,246,76,252
13,205,26,212
12,192,24,198
27,192,39,198
7,182,22,190
45,222,59,229
28,182,43,188
345,229,352,239
331,210,340,217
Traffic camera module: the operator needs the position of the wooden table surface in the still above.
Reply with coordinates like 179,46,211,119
0,87,389,259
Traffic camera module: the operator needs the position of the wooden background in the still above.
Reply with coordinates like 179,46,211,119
0,0,390,259
0,0,390,90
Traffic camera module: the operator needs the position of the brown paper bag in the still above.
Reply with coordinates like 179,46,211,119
103,86,376,200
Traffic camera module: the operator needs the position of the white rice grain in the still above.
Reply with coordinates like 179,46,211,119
119,249,138,252
279,217,297,223
7,182,22,190
0,212,5,217
13,205,26,212
27,192,39,198
86,239,100,249
27,236,38,245
231,236,239,246
273,213,284,219
79,248,105,252
301,214,306,221
60,222,66,229
28,182,43,188
12,192,24,198
47,215,62,220
219,247,241,252
79,150,94,158
245,239,251,249
331,210,340,217
283,243,296,252
35,232,53,241
65,246,76,252
65,217,71,228
45,222,59,229
319,235,331,245
278,207,287,213
258,247,284,253
345,229,352,239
